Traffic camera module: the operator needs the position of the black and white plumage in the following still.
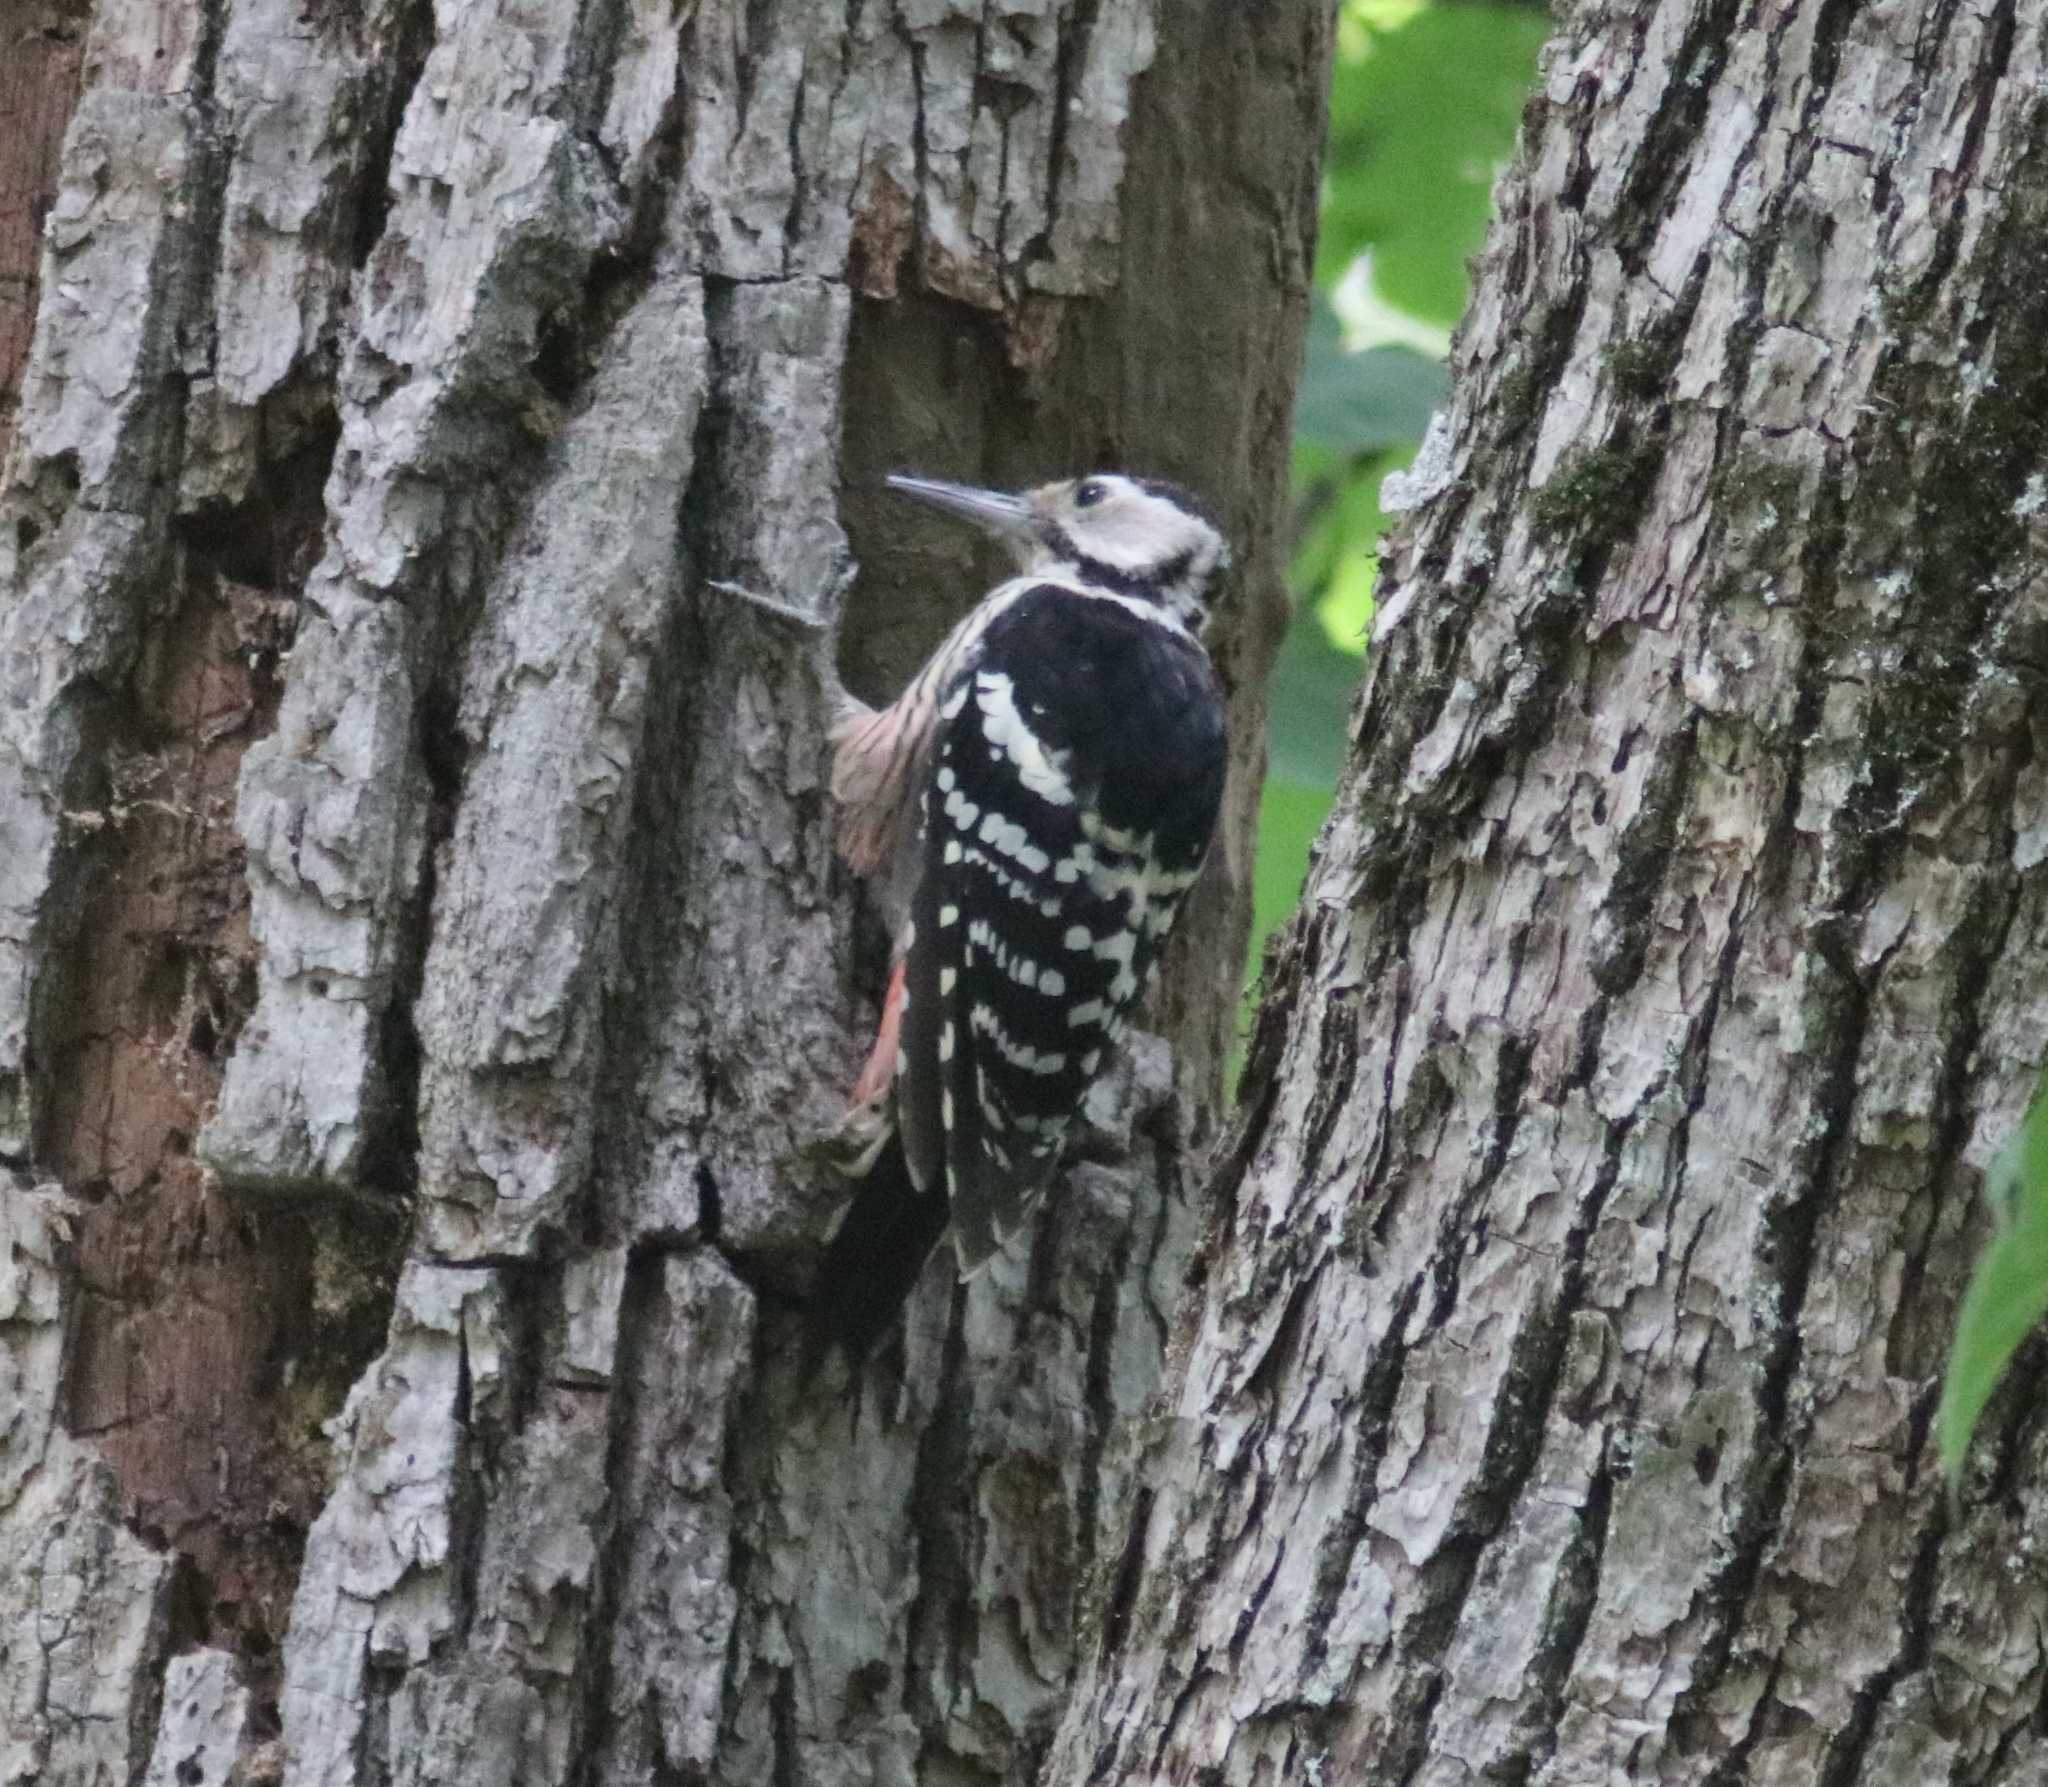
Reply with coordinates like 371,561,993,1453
813,472,1230,1358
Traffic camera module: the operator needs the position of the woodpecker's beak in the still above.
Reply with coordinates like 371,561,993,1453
885,474,1037,547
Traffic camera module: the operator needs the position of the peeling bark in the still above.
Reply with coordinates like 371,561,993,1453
0,2,1326,1782
1051,3,2048,1783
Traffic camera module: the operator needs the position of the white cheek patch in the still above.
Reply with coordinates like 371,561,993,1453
974,671,1075,806
1068,497,1191,575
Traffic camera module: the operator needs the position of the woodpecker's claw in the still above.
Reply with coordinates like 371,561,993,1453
811,1096,893,1182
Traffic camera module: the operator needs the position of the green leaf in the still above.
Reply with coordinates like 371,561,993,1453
1295,297,1449,456
1238,628,1364,1058
1320,4,1553,324
1267,610,1365,789
1349,0,1430,33
1319,543,1380,654
1937,1085,2048,1481
1246,0,1547,1056
1250,777,1341,966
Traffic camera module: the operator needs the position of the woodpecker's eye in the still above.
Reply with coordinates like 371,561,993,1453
1073,479,1108,509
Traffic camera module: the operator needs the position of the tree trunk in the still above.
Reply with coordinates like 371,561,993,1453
1049,3,2048,1783
0,3,1328,1783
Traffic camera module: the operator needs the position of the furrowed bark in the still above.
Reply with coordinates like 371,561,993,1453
0,3,1328,1783
1049,3,2048,1783
0,1,88,468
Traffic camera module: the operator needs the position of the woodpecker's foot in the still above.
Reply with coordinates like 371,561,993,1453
810,1095,892,1183
849,959,907,1107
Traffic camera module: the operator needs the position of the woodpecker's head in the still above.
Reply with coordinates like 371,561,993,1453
886,471,1230,630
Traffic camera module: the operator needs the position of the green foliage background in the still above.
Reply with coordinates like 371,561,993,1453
1253,0,1550,981
1939,1087,2048,1480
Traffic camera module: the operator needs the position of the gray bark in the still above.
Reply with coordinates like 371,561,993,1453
1050,2,2048,1784
0,2,1326,1784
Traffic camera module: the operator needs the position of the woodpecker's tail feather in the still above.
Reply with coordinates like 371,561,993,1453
804,1129,950,1372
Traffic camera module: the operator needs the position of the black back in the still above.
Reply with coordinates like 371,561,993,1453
897,583,1228,1266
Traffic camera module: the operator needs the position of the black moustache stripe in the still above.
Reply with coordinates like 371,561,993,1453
1056,540,1197,605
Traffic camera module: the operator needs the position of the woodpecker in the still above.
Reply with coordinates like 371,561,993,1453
811,470,1231,1359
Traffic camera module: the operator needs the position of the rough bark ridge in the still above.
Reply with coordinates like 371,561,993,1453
0,1,88,466
0,2,1327,1783
1051,2,2048,1783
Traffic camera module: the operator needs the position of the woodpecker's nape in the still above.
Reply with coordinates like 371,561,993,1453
807,469,1230,1366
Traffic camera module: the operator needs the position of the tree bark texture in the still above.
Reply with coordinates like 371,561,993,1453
1049,3,2048,1784
0,2,88,467
0,2,1328,1783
